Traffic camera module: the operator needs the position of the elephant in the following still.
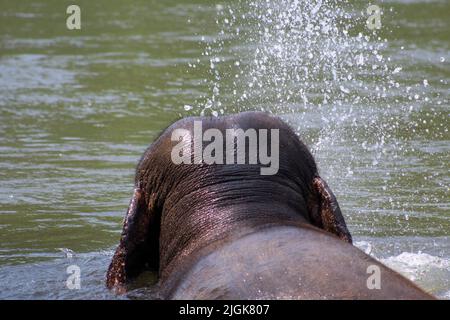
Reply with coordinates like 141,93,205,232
106,111,434,300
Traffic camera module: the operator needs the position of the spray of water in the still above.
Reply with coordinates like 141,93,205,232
190,0,397,114
186,0,448,236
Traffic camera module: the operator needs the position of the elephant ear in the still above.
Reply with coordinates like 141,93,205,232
307,176,352,244
106,186,160,293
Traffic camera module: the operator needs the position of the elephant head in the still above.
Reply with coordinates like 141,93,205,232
106,111,352,292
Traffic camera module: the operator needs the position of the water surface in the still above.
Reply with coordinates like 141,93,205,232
0,0,448,299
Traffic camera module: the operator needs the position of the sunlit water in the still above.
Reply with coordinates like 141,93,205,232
0,0,448,299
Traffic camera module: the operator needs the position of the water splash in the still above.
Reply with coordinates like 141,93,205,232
189,0,397,114
187,0,448,236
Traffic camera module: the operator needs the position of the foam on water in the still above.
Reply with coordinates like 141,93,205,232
383,252,450,297
382,252,450,278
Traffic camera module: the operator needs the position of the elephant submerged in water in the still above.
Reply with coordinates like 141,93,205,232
106,111,434,299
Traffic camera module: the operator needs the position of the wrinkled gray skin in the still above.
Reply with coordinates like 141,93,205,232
107,111,434,300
